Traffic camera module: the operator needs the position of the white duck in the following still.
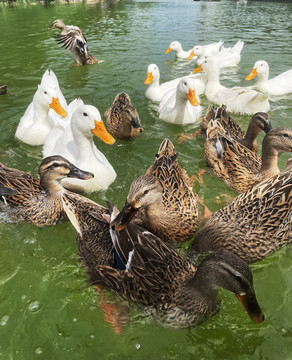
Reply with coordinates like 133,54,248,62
188,40,244,68
159,77,202,125
47,104,116,193
144,63,206,102
194,57,270,115
15,70,68,146
43,98,84,158
165,40,223,60
245,60,292,98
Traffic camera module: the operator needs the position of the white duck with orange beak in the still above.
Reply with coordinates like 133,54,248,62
246,60,292,98
15,70,68,146
47,104,116,193
159,78,202,125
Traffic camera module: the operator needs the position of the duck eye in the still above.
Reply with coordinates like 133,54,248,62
44,91,47,95
144,189,149,195
83,112,88,117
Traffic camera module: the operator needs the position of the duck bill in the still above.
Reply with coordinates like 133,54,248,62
144,72,154,85
235,293,264,323
187,51,196,61
48,23,55,30
50,97,68,117
91,120,116,145
68,167,94,180
187,89,199,106
131,117,143,132
165,47,172,54
110,201,138,231
192,64,203,74
245,68,258,81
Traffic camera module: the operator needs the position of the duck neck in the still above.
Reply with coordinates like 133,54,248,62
73,132,97,163
40,177,65,197
32,100,49,125
255,70,269,85
205,67,221,94
243,123,260,151
260,141,280,176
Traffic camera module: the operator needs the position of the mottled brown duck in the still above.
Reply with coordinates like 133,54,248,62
190,160,292,264
110,138,198,242
204,124,292,193
104,92,143,140
0,155,93,226
49,19,103,65
201,105,272,152
0,84,7,95
93,232,264,328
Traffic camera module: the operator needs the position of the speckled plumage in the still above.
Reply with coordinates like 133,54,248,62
204,125,292,193
104,92,143,140
111,138,198,242
191,162,292,263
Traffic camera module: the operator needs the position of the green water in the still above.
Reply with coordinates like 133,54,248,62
1,0,292,358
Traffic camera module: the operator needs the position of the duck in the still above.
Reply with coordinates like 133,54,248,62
203,125,292,193
104,92,143,140
190,157,292,264
93,233,264,328
245,60,292,98
46,104,116,193
165,40,223,60
110,138,198,243
15,70,68,146
0,83,7,95
201,105,272,152
0,155,93,227
158,77,202,125
144,63,206,102
188,40,244,68
49,19,103,65
193,57,270,115
43,98,84,158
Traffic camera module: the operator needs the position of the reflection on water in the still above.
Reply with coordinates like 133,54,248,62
1,0,292,359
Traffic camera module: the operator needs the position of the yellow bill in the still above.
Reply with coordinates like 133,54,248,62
50,97,68,117
246,67,258,81
165,47,172,54
92,119,116,145
187,88,199,106
144,72,154,85
192,64,203,74
187,51,196,61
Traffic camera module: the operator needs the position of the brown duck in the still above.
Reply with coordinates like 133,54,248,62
104,93,143,140
110,138,198,242
204,124,292,193
190,158,292,263
0,155,93,226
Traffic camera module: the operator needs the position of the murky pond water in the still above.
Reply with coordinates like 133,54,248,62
1,0,292,359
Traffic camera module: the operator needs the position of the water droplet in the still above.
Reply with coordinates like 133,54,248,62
72,318,77,322
90,334,95,339
0,315,9,326
135,344,141,350
29,301,40,312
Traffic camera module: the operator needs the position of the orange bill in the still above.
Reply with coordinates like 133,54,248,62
144,72,154,85
187,51,196,61
165,47,172,54
92,119,116,145
50,97,68,117
187,88,199,106
192,64,203,74
245,68,258,81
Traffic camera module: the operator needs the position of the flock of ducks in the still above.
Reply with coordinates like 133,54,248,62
2,19,292,329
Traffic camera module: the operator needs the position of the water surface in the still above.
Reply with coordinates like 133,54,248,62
1,0,292,359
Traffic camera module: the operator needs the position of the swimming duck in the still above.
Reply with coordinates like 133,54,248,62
190,158,292,263
201,105,272,152
188,40,244,68
93,233,264,328
0,83,7,95
204,125,292,193
104,93,143,140
158,77,202,125
49,19,103,65
47,104,116,193
15,70,68,146
193,57,270,115
245,60,292,98
165,40,223,60
0,156,93,226
110,138,198,242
